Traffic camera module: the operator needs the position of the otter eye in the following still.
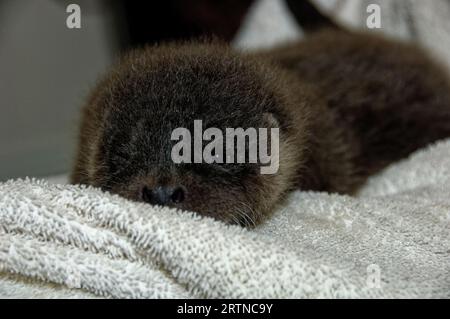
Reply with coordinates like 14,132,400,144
171,187,185,203
114,151,129,161
112,150,130,166
108,147,132,174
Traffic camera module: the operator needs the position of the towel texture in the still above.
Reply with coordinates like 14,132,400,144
1,139,450,298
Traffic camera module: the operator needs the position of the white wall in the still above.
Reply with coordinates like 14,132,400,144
0,0,120,180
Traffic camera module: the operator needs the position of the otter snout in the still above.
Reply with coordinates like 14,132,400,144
140,185,185,206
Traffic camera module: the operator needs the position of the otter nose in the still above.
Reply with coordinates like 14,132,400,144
141,185,185,206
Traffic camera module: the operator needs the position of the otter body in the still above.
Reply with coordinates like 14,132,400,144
262,31,450,185
72,30,450,225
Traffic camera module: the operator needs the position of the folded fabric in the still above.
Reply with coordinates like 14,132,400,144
1,139,450,298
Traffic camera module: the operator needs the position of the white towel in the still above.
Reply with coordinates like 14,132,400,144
1,139,449,298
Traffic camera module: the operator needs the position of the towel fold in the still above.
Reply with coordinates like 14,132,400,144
1,139,450,298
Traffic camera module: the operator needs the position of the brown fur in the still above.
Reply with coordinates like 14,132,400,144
71,30,450,226
260,30,450,189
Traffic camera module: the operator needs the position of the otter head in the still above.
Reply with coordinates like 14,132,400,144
78,42,308,226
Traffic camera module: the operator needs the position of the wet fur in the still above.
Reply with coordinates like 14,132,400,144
72,30,450,225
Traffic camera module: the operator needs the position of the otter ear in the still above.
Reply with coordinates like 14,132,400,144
262,112,280,129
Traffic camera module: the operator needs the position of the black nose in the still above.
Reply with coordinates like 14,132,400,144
141,186,185,206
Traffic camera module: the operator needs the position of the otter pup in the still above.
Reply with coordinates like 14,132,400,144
71,30,450,226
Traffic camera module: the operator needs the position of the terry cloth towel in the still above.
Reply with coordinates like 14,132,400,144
1,139,450,298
